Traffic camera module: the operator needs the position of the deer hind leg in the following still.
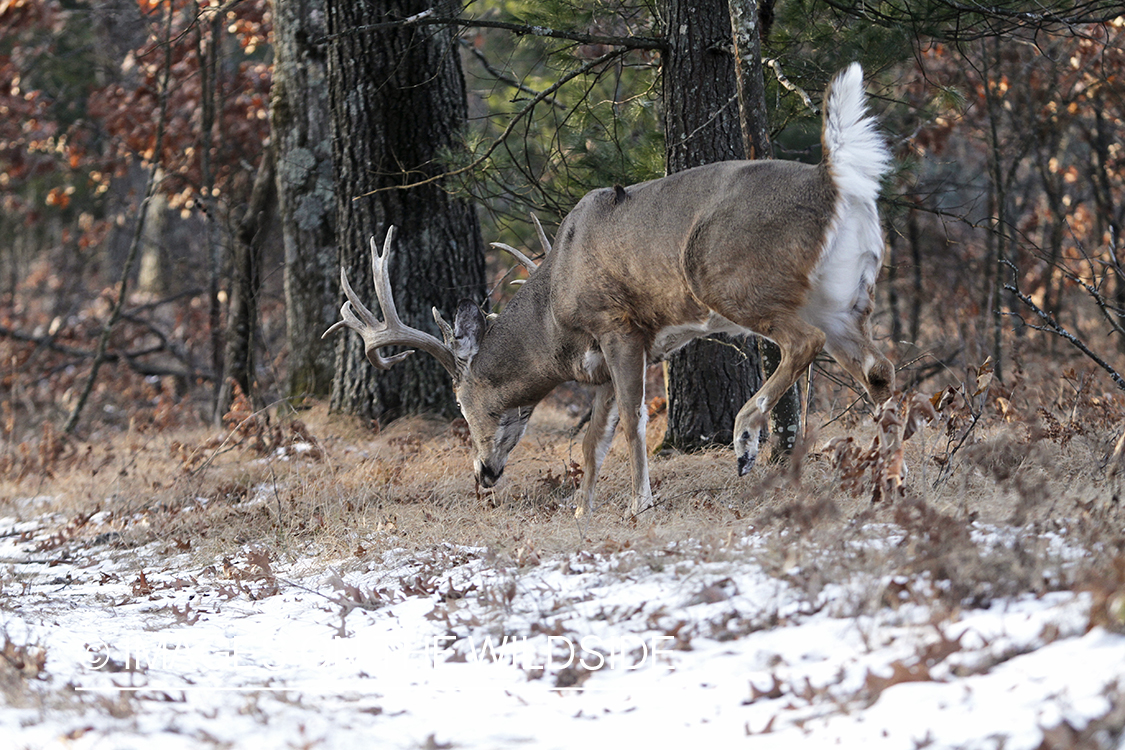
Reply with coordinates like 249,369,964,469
827,339,894,405
821,309,895,405
599,333,654,514
733,316,826,475
574,384,619,518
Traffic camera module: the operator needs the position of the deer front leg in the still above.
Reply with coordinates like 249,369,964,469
734,318,825,475
600,334,654,514
573,384,618,518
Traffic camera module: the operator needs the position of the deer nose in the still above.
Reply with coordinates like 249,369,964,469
478,463,503,488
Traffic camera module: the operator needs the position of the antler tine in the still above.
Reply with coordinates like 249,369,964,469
489,241,538,273
370,230,403,327
432,307,455,346
529,212,552,254
488,213,552,277
323,226,458,376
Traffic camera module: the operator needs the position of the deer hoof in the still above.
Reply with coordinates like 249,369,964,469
631,494,656,515
735,428,759,476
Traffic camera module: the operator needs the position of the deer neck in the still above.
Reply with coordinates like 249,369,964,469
471,264,576,407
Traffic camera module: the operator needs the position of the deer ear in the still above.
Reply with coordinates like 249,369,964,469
451,299,484,363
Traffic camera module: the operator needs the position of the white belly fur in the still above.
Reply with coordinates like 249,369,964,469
650,312,749,360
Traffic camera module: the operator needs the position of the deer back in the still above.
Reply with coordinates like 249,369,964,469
544,159,838,347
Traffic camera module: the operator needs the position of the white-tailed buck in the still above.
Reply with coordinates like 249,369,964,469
325,63,895,515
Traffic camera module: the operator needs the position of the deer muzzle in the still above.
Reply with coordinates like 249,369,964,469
476,460,503,488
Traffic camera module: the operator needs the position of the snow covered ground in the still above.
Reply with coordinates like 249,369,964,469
2,507,1123,749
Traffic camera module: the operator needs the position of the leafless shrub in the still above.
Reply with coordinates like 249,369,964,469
823,391,937,504
0,629,48,708
1084,556,1125,635
0,632,47,682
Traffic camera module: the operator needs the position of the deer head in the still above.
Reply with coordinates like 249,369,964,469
322,226,534,489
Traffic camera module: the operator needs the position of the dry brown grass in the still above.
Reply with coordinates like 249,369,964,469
1,357,1123,621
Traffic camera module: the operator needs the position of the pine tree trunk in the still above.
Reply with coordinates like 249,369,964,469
659,0,761,452
271,0,338,402
324,0,485,423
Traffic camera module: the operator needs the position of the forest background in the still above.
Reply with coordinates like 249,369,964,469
1,0,1123,447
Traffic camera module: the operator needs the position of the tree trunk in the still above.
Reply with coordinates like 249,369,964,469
908,209,923,346
197,11,226,416
727,0,770,160
1090,94,1125,351
887,223,903,346
661,0,761,451
325,0,486,424
659,0,765,453
216,144,276,422
271,0,338,402
137,180,168,296
982,38,1009,380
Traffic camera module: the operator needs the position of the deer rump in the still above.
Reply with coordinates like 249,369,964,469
325,63,895,516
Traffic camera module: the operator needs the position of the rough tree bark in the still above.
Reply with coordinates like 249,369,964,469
661,0,789,454
271,0,338,402
324,0,486,423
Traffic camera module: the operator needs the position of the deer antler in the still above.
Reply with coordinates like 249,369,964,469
490,241,538,273
489,212,553,283
323,226,458,376
530,211,552,254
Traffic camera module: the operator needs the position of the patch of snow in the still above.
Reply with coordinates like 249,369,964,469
0,516,1121,749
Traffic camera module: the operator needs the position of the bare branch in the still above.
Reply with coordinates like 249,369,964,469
0,325,212,382
1005,283,1125,392
765,58,818,114
318,12,667,52
461,39,567,111
354,47,630,197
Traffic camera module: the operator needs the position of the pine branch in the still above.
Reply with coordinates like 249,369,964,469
461,39,567,111
817,0,1124,42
